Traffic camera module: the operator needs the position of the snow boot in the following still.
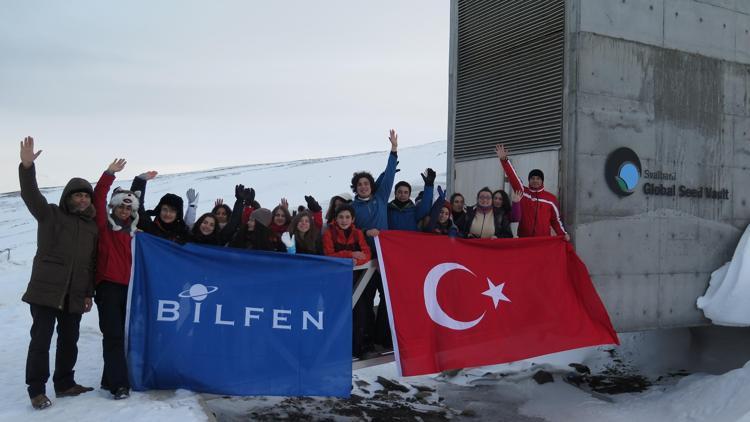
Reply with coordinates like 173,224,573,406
113,387,130,400
56,384,94,397
30,394,52,410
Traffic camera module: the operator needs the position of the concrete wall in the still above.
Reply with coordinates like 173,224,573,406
567,0,750,331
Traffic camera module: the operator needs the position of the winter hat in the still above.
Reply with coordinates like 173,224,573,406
249,208,272,227
336,192,353,202
149,193,185,224
528,169,545,181
60,177,95,216
158,193,183,211
107,187,141,234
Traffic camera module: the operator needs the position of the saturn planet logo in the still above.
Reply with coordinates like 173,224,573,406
604,147,641,197
178,283,219,301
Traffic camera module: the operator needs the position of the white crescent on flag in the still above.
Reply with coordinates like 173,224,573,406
423,263,486,330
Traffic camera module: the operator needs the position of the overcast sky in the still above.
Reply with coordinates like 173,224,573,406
0,1,449,193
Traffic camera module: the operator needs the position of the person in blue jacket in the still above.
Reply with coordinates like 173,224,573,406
387,168,435,231
350,129,399,243
350,129,398,351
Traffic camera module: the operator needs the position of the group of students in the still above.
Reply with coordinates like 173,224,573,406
18,132,569,410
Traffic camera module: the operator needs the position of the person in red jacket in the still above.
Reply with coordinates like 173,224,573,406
496,144,570,241
93,158,156,400
322,205,371,266
322,204,371,357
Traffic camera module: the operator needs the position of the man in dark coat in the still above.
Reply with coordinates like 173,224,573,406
19,137,97,410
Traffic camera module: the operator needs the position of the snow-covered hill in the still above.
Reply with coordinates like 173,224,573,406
0,141,447,421
4,141,750,421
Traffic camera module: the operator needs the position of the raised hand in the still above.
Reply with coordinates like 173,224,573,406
242,188,256,205
186,188,199,204
137,171,158,180
511,190,523,203
107,158,127,173
234,184,245,201
304,195,322,212
421,168,436,186
437,185,445,200
495,144,509,161
214,198,224,208
280,198,289,209
281,232,295,248
389,129,398,152
20,136,42,168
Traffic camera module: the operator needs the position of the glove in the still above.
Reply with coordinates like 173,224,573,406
421,168,436,186
186,188,199,205
234,184,245,201
437,185,445,200
242,188,255,205
281,232,296,254
304,195,322,212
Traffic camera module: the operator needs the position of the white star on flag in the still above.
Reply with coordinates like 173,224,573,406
482,278,511,309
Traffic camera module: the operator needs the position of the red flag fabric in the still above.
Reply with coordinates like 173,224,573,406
375,231,618,376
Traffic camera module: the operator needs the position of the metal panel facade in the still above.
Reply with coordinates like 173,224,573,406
453,0,565,161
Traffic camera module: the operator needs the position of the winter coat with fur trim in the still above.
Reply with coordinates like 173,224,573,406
19,163,98,313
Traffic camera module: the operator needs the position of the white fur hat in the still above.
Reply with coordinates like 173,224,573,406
108,187,141,235
336,192,353,202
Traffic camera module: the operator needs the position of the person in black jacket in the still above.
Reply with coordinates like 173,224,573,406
425,186,459,236
211,185,249,245
189,213,220,245
288,211,323,255
450,192,467,230
229,208,285,252
130,174,189,243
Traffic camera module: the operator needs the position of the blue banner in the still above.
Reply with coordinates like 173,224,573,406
126,233,353,397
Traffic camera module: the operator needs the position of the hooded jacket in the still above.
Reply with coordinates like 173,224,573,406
425,197,459,237
501,159,567,238
131,177,189,243
19,163,98,313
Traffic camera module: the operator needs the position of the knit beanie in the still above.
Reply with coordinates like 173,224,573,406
528,169,545,181
250,208,272,227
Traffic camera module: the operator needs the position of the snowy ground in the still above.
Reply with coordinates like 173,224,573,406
3,141,750,421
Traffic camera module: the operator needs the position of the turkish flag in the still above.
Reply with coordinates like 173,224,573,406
375,231,618,376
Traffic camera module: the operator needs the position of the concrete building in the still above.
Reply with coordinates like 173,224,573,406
447,0,750,331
